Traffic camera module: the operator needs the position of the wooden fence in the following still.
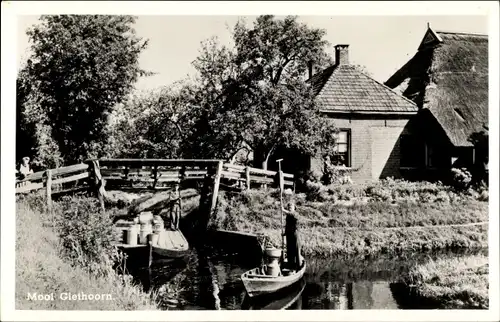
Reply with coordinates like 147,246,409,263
15,159,295,200
221,163,294,189
16,163,91,194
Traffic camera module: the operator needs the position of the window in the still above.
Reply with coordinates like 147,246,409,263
400,135,423,168
425,144,435,168
331,130,350,167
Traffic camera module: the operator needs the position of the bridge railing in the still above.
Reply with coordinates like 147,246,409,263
15,158,295,202
15,163,91,195
98,158,222,189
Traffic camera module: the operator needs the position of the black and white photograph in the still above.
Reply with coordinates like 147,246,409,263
1,1,499,321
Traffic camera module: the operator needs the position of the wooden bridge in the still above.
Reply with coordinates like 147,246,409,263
15,158,295,217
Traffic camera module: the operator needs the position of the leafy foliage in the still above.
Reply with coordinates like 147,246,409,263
184,16,338,167
17,15,149,166
450,168,473,191
54,196,121,277
107,82,194,158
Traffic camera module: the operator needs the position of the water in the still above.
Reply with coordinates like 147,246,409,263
127,248,486,310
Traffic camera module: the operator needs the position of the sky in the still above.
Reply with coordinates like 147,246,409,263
17,15,488,91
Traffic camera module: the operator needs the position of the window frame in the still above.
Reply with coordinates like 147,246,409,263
331,128,351,168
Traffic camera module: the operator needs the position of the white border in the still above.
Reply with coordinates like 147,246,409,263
2,1,499,321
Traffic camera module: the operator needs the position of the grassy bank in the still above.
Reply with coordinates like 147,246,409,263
211,184,488,256
16,193,159,310
404,255,489,309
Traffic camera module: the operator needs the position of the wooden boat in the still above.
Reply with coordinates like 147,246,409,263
241,161,307,298
241,260,307,298
151,229,189,259
241,278,306,310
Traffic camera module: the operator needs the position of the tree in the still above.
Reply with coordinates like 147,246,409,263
107,82,195,159
189,15,338,170
17,15,149,166
180,37,250,160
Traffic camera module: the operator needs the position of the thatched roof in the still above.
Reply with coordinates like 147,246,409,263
385,27,488,147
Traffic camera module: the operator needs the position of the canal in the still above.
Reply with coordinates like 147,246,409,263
127,247,486,310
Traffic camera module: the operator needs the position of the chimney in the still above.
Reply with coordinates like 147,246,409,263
335,44,350,65
308,60,314,79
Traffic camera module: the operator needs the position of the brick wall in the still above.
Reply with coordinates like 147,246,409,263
311,114,414,183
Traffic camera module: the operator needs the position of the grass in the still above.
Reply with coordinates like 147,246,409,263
16,193,159,310
404,255,489,309
211,188,488,256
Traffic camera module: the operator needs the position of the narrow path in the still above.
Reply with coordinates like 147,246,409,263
332,221,489,231
381,221,489,230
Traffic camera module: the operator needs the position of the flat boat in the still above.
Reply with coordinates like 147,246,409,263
241,260,306,298
151,229,189,259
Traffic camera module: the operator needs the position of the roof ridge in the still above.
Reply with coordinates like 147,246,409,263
435,30,488,37
349,65,418,108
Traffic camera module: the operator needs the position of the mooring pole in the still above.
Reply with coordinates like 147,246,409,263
276,158,285,263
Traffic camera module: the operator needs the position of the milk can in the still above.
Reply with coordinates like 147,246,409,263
126,224,138,246
264,248,282,277
139,223,153,244
138,211,154,225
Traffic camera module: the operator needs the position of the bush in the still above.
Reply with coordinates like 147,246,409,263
302,177,468,204
321,163,353,185
451,168,473,191
54,196,121,277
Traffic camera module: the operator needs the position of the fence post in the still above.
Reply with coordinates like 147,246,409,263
152,165,158,189
209,161,223,216
45,170,52,211
87,160,106,212
94,161,106,212
245,166,251,190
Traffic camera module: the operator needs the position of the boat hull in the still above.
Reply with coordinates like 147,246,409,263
241,261,307,298
241,278,306,310
151,229,189,259
152,246,189,259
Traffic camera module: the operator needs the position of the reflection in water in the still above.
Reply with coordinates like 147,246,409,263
129,248,486,310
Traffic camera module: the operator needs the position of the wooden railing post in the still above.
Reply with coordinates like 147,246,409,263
152,165,158,189
45,170,52,211
87,160,106,212
245,166,251,190
95,161,106,212
209,161,223,216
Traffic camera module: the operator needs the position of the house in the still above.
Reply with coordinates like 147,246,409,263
384,26,488,182
306,44,419,183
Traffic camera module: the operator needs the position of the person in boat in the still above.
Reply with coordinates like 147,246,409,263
282,189,303,271
169,183,181,231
